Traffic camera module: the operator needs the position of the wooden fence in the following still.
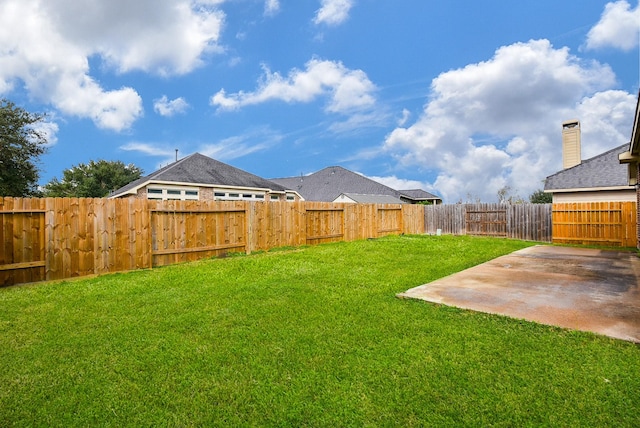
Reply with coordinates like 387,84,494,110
2,198,635,287
552,202,637,248
0,198,425,286
424,203,553,242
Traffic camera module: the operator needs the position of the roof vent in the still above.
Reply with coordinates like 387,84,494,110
562,119,581,169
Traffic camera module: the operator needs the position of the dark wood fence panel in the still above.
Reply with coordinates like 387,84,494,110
424,204,466,235
509,203,553,242
466,205,507,237
425,203,553,242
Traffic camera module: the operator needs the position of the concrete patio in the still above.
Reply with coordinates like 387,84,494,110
398,245,640,343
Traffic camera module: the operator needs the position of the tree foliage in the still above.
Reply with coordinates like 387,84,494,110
496,186,524,204
0,99,48,196
529,189,552,204
43,160,143,198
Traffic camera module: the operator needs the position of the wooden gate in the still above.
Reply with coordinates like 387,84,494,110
150,208,247,267
0,210,46,286
305,207,345,245
377,206,402,236
465,207,507,237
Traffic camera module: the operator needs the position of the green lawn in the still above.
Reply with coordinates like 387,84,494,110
1,235,638,427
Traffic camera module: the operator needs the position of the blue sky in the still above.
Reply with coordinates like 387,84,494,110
1,0,638,202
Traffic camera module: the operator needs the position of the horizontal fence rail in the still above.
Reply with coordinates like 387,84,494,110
0,198,425,286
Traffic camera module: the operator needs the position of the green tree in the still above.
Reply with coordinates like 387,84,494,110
43,160,143,197
0,99,48,196
529,189,552,204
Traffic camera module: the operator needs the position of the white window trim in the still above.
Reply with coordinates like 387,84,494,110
146,186,200,201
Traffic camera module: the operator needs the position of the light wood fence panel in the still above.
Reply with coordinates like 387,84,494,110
377,205,402,236
0,198,46,286
552,202,637,247
1,197,541,287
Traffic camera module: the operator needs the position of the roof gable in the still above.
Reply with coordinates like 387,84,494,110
271,166,404,202
112,153,287,196
337,193,405,204
399,189,440,201
545,144,632,191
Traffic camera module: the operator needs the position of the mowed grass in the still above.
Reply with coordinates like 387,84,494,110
1,235,639,427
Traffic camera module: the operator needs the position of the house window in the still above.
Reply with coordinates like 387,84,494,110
214,191,268,201
286,195,295,201
270,195,280,201
146,187,199,201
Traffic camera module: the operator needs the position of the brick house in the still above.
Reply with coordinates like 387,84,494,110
110,153,301,202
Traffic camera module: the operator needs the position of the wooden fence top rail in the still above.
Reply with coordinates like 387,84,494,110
0,210,47,214
553,208,623,212
150,209,247,214
466,210,507,214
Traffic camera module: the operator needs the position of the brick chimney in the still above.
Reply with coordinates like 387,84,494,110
562,119,581,169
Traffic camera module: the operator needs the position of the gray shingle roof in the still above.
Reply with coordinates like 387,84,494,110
399,189,440,201
544,144,631,191
338,193,405,204
111,153,287,197
271,166,408,202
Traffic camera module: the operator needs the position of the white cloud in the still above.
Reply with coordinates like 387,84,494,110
314,0,354,26
211,58,376,113
120,142,177,158
366,175,431,192
121,127,282,164
585,1,640,51
153,96,190,117
31,120,60,147
384,39,633,203
264,0,280,16
398,108,411,126
0,0,224,131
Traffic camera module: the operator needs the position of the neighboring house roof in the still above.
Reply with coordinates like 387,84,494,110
271,166,421,203
111,153,289,197
399,189,441,202
544,144,632,192
336,193,405,204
